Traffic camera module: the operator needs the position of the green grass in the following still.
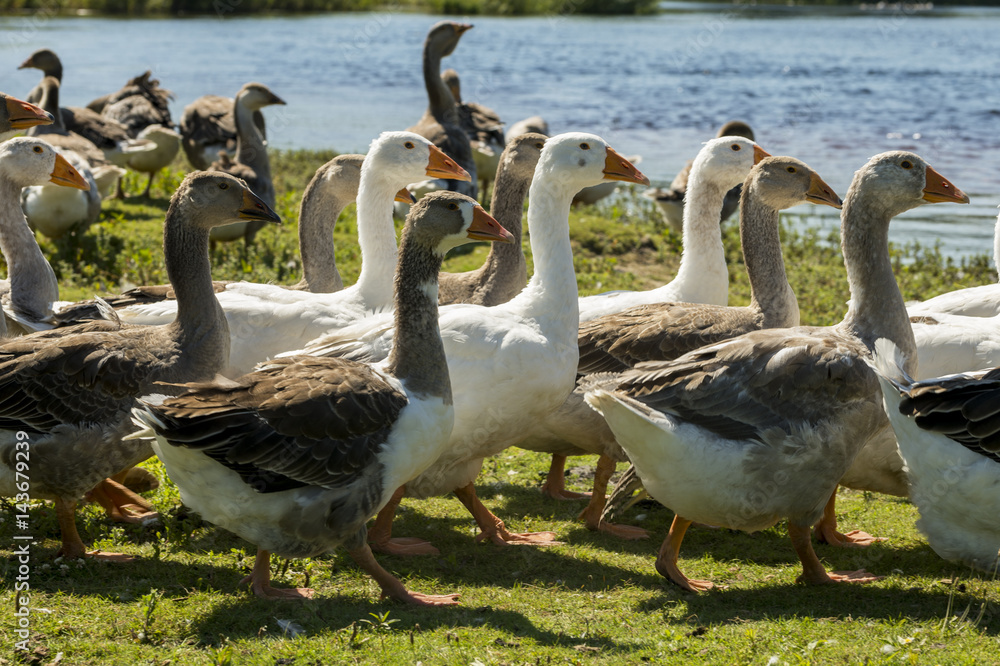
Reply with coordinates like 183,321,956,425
2,151,999,664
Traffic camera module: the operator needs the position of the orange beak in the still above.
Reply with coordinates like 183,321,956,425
752,144,771,165
806,171,842,209
238,188,282,224
466,204,514,243
602,147,649,186
425,144,470,181
6,96,53,129
395,187,416,204
922,164,970,204
49,153,90,190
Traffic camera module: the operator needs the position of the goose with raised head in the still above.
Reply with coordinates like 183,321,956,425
290,133,648,554
437,132,545,306
407,21,477,199
871,338,1000,573
134,191,513,603
442,68,505,199
517,157,842,538
0,171,280,561
180,92,267,171
584,152,969,592
645,121,756,235
208,83,286,244
0,92,53,142
118,131,470,378
578,136,768,323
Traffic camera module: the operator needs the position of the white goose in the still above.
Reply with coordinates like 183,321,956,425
290,133,648,554
118,132,470,378
577,136,768,323
872,338,1000,573
584,152,969,592
136,191,513,603
516,157,842,538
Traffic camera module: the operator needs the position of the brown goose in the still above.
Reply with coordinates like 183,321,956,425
407,21,477,199
646,121,755,234
180,93,267,171
100,71,173,139
0,92,53,142
442,68,505,199
0,171,280,561
208,83,286,244
585,152,969,592
135,191,512,603
437,132,545,306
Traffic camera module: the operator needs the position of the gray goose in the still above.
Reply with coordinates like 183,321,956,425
134,191,512,603
0,171,279,561
437,132,545,306
180,93,267,171
585,152,969,592
646,121,755,235
208,82,286,244
442,68,505,200
99,71,173,139
407,21,477,199
0,91,53,142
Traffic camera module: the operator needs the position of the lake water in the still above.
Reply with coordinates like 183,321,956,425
2,3,999,261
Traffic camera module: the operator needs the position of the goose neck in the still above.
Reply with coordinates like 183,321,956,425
423,38,457,122
234,98,269,175
0,178,58,317
672,168,728,286
740,189,799,328
353,172,400,304
297,177,346,293
480,160,530,276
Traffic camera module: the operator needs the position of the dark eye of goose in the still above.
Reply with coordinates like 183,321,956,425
404,141,414,149
731,144,741,151
900,160,913,169
786,166,796,173
219,182,229,190
448,202,458,210
580,143,590,150
535,142,544,149
32,145,43,154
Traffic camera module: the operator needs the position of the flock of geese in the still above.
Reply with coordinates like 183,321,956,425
0,19,999,607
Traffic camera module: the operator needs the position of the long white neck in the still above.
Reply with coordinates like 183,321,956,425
667,164,730,305
993,211,1000,283
353,170,400,306
0,177,58,319
509,164,579,336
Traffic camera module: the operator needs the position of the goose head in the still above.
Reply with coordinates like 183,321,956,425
365,131,470,185
426,21,473,59
0,137,88,190
501,132,546,180
235,82,286,112
177,171,281,231
0,93,52,136
538,132,649,194
751,156,842,210
692,136,770,191
406,190,513,256
18,48,61,76
849,151,970,217
716,120,754,141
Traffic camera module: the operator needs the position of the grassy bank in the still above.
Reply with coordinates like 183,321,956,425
2,150,998,665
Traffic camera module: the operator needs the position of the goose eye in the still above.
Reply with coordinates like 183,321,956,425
580,143,590,150
219,182,229,190
900,160,913,169
32,145,43,154
786,166,796,173
448,202,458,210
731,144,741,151
404,141,414,149
535,142,543,149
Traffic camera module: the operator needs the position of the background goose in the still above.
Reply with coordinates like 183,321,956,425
292,134,648,555
645,121,756,235
442,68,505,200
180,93,267,170
506,116,548,141
516,157,842,536
0,171,280,561
437,132,545,306
119,131,470,378
407,21,478,199
0,92,53,141
108,124,181,198
585,152,969,592
873,339,1000,573
135,191,512,603
207,82,286,244
99,71,173,139
577,136,768,323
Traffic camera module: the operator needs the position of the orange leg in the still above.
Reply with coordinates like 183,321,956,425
348,543,458,606
789,522,882,585
813,489,884,547
86,478,159,525
654,515,714,592
540,454,590,500
367,486,439,556
54,498,132,562
240,549,314,600
453,483,563,546
578,455,649,540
